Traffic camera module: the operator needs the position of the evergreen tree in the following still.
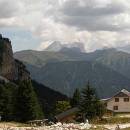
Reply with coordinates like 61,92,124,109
0,83,16,121
55,101,71,114
95,101,106,119
14,81,43,122
71,88,80,107
80,82,105,121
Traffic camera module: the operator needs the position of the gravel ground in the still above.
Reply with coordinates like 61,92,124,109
1,122,130,130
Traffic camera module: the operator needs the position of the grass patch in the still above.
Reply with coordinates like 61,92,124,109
92,117,130,124
121,128,130,130
114,113,130,117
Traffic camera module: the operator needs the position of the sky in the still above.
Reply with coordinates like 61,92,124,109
0,0,130,52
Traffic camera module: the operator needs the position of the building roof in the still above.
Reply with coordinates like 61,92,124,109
55,107,79,120
101,89,130,102
114,89,130,97
120,89,130,96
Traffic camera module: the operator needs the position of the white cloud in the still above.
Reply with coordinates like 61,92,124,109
0,0,130,52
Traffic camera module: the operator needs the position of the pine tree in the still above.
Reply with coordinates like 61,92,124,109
80,82,105,121
14,81,43,122
71,88,81,107
0,83,16,121
55,101,71,114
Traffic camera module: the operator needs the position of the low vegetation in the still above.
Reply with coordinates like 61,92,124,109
93,117,130,124
55,101,71,114
121,128,130,130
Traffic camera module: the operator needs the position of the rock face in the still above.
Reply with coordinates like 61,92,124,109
0,34,30,81
15,59,30,81
0,34,15,80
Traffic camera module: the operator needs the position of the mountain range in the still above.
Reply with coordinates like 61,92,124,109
117,44,130,54
14,42,130,98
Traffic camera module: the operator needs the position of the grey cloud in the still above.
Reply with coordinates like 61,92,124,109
56,0,130,31
0,0,19,18
58,15,127,31
61,0,126,17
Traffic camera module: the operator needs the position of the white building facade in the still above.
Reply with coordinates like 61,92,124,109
105,89,130,113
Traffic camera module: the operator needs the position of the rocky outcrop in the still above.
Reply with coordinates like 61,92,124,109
0,34,15,80
15,59,30,81
0,34,30,81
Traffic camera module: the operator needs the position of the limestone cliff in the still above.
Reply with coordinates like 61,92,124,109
15,59,30,81
0,34,30,81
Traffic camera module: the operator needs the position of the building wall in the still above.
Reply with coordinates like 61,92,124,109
107,97,130,112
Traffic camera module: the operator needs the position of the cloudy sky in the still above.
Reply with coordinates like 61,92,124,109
0,0,130,52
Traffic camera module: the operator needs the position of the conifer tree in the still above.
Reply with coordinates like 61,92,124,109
14,81,43,122
55,101,71,114
80,82,105,121
0,83,15,121
71,88,81,107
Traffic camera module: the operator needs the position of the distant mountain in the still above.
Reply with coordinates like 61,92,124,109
45,41,85,52
88,48,130,78
15,48,130,79
14,50,89,67
27,61,130,98
14,48,130,98
117,45,130,54
45,41,63,52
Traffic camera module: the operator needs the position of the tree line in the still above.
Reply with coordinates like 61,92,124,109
55,82,106,121
0,80,105,122
0,81,43,122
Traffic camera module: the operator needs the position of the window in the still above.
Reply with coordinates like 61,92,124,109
115,98,119,102
124,98,129,102
113,106,118,110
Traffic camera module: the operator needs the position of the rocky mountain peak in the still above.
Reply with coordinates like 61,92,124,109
45,41,86,52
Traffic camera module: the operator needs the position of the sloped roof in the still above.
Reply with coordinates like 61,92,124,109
55,107,79,120
101,89,130,102
114,89,130,97
120,89,130,96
